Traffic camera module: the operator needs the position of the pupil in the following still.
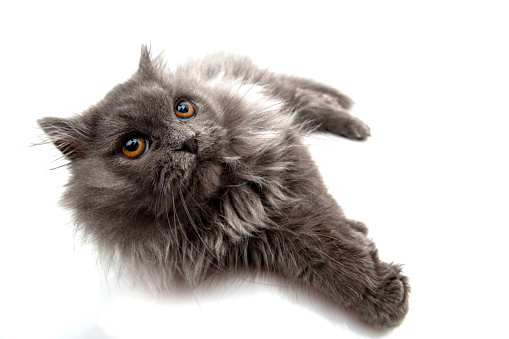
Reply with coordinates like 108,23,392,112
125,138,139,152
177,103,189,113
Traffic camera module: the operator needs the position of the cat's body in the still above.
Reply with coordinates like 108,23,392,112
39,46,409,328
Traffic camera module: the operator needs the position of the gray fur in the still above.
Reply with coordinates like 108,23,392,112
38,46,409,328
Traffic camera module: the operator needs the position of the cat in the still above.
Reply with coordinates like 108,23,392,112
38,46,409,328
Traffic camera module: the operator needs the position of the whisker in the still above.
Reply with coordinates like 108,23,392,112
227,67,270,116
178,187,218,262
49,162,70,170
164,191,186,277
213,66,270,125
181,185,211,219
212,62,253,125
155,189,172,262
170,189,225,283
251,100,285,116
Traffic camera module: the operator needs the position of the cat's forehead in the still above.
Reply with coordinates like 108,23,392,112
103,75,205,115
96,67,280,132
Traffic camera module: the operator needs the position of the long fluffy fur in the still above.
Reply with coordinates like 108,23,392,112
38,46,409,328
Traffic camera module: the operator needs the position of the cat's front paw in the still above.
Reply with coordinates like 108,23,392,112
359,263,410,328
339,116,371,141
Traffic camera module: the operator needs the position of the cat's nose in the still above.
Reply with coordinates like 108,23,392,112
179,136,198,154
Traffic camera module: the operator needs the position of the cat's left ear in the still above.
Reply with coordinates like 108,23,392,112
38,116,93,160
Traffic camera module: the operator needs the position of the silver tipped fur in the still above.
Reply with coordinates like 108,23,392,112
38,45,408,328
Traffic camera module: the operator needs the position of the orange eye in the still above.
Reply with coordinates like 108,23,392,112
174,100,196,120
121,135,148,158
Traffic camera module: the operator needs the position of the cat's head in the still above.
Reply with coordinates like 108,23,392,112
41,46,227,219
38,46,293,256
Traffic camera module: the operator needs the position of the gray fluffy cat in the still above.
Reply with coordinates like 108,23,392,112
38,46,409,328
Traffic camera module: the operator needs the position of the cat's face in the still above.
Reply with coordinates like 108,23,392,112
83,62,230,214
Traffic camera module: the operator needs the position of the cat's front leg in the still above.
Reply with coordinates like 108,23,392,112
294,226,408,328
248,223,409,328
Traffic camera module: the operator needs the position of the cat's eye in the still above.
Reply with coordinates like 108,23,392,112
121,135,148,158
174,100,196,120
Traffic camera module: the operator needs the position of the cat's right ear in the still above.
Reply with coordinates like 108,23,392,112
37,116,92,160
137,45,155,78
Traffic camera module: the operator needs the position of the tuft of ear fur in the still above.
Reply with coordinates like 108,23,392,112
37,116,93,160
137,45,156,78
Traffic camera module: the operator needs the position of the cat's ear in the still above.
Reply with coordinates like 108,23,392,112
37,116,92,160
137,45,155,78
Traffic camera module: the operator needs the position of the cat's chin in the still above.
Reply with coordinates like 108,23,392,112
174,151,197,159
167,152,197,175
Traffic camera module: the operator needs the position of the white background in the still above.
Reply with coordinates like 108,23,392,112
1,1,508,338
